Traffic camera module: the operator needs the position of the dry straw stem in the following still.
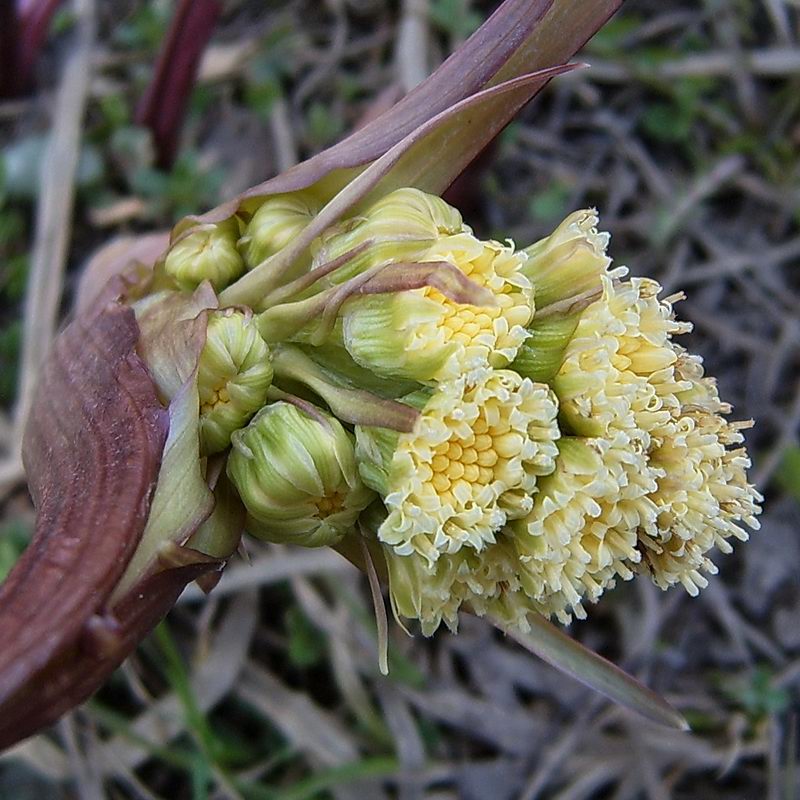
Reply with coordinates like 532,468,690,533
571,47,800,81
396,0,431,92
12,0,96,466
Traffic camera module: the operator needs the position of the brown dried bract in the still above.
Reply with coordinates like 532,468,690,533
0,304,168,748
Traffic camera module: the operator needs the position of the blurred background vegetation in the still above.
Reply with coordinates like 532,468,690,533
0,0,799,798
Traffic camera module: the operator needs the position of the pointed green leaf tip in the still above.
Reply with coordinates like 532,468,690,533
504,615,690,731
227,401,375,547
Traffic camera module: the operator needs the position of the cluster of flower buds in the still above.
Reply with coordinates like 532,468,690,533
158,188,761,637
8,2,726,744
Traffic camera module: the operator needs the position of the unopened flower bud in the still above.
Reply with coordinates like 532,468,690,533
314,187,467,284
522,209,619,309
239,191,322,269
227,401,374,547
164,218,245,292
198,310,273,454
382,543,462,635
376,528,529,635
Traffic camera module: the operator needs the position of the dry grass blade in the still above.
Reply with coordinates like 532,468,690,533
13,0,96,453
178,546,349,603
237,663,360,766
98,591,258,770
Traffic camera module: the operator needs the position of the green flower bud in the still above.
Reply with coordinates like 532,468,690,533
313,187,466,285
383,544,462,636
164,218,245,292
239,191,322,269
227,402,374,547
198,310,273,454
378,530,530,636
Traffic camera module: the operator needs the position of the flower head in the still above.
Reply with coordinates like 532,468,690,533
509,435,655,622
342,235,534,381
356,369,560,564
198,309,273,454
552,276,691,438
227,401,374,547
639,357,763,595
164,218,244,292
523,273,761,610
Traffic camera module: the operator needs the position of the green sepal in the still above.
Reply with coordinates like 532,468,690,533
511,313,581,383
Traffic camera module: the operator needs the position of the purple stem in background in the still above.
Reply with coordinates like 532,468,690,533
18,0,64,89
135,0,222,170
0,0,64,98
0,2,19,99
